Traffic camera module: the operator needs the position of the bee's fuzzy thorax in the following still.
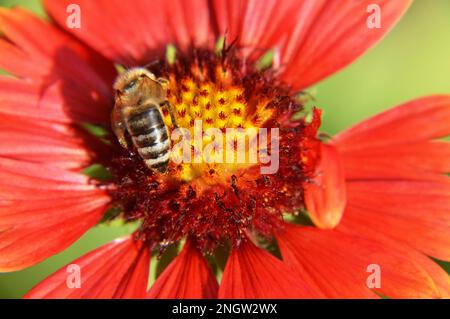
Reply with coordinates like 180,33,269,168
113,67,156,92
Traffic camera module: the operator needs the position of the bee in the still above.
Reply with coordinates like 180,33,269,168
111,68,177,173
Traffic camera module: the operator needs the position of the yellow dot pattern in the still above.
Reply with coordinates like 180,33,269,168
162,65,276,184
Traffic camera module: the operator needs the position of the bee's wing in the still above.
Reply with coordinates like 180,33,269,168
111,98,131,149
140,76,167,103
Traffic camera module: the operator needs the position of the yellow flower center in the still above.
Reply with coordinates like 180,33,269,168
163,64,275,185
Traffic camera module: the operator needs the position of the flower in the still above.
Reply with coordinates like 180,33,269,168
1,0,448,299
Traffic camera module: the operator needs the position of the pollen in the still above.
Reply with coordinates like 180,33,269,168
162,62,275,184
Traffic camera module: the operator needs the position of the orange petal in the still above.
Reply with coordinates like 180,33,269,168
0,7,115,82
43,0,410,91
25,237,150,299
335,95,450,150
338,141,450,181
278,224,450,298
44,0,214,66
304,143,346,229
277,0,411,90
0,114,109,169
211,0,411,90
334,95,450,260
0,8,115,125
148,240,219,299
0,158,110,272
112,242,151,299
0,78,105,124
339,180,450,261
218,239,320,298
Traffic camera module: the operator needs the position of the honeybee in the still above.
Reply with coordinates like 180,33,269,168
112,68,177,173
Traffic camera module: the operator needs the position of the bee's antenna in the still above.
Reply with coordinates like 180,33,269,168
220,32,239,56
114,60,162,75
142,60,162,69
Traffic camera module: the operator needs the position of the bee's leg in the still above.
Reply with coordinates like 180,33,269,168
156,77,178,128
161,100,178,128
157,77,169,88
111,106,130,149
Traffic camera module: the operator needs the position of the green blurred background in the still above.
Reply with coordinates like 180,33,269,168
0,0,449,298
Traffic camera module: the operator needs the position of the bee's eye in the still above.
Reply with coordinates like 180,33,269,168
124,79,138,92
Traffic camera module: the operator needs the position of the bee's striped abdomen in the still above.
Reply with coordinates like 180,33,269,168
126,105,170,173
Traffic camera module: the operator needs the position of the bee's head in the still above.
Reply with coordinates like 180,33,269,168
113,68,159,106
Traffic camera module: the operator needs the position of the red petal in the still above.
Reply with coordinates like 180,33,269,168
218,239,319,298
25,237,150,299
304,143,346,229
0,8,115,125
278,224,450,298
339,180,450,261
0,78,108,124
44,0,215,66
333,96,450,260
211,0,411,90
148,241,218,299
335,95,450,181
0,7,115,81
335,95,450,151
44,0,410,91
0,158,110,271
0,114,108,169
337,142,450,181
279,0,411,90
